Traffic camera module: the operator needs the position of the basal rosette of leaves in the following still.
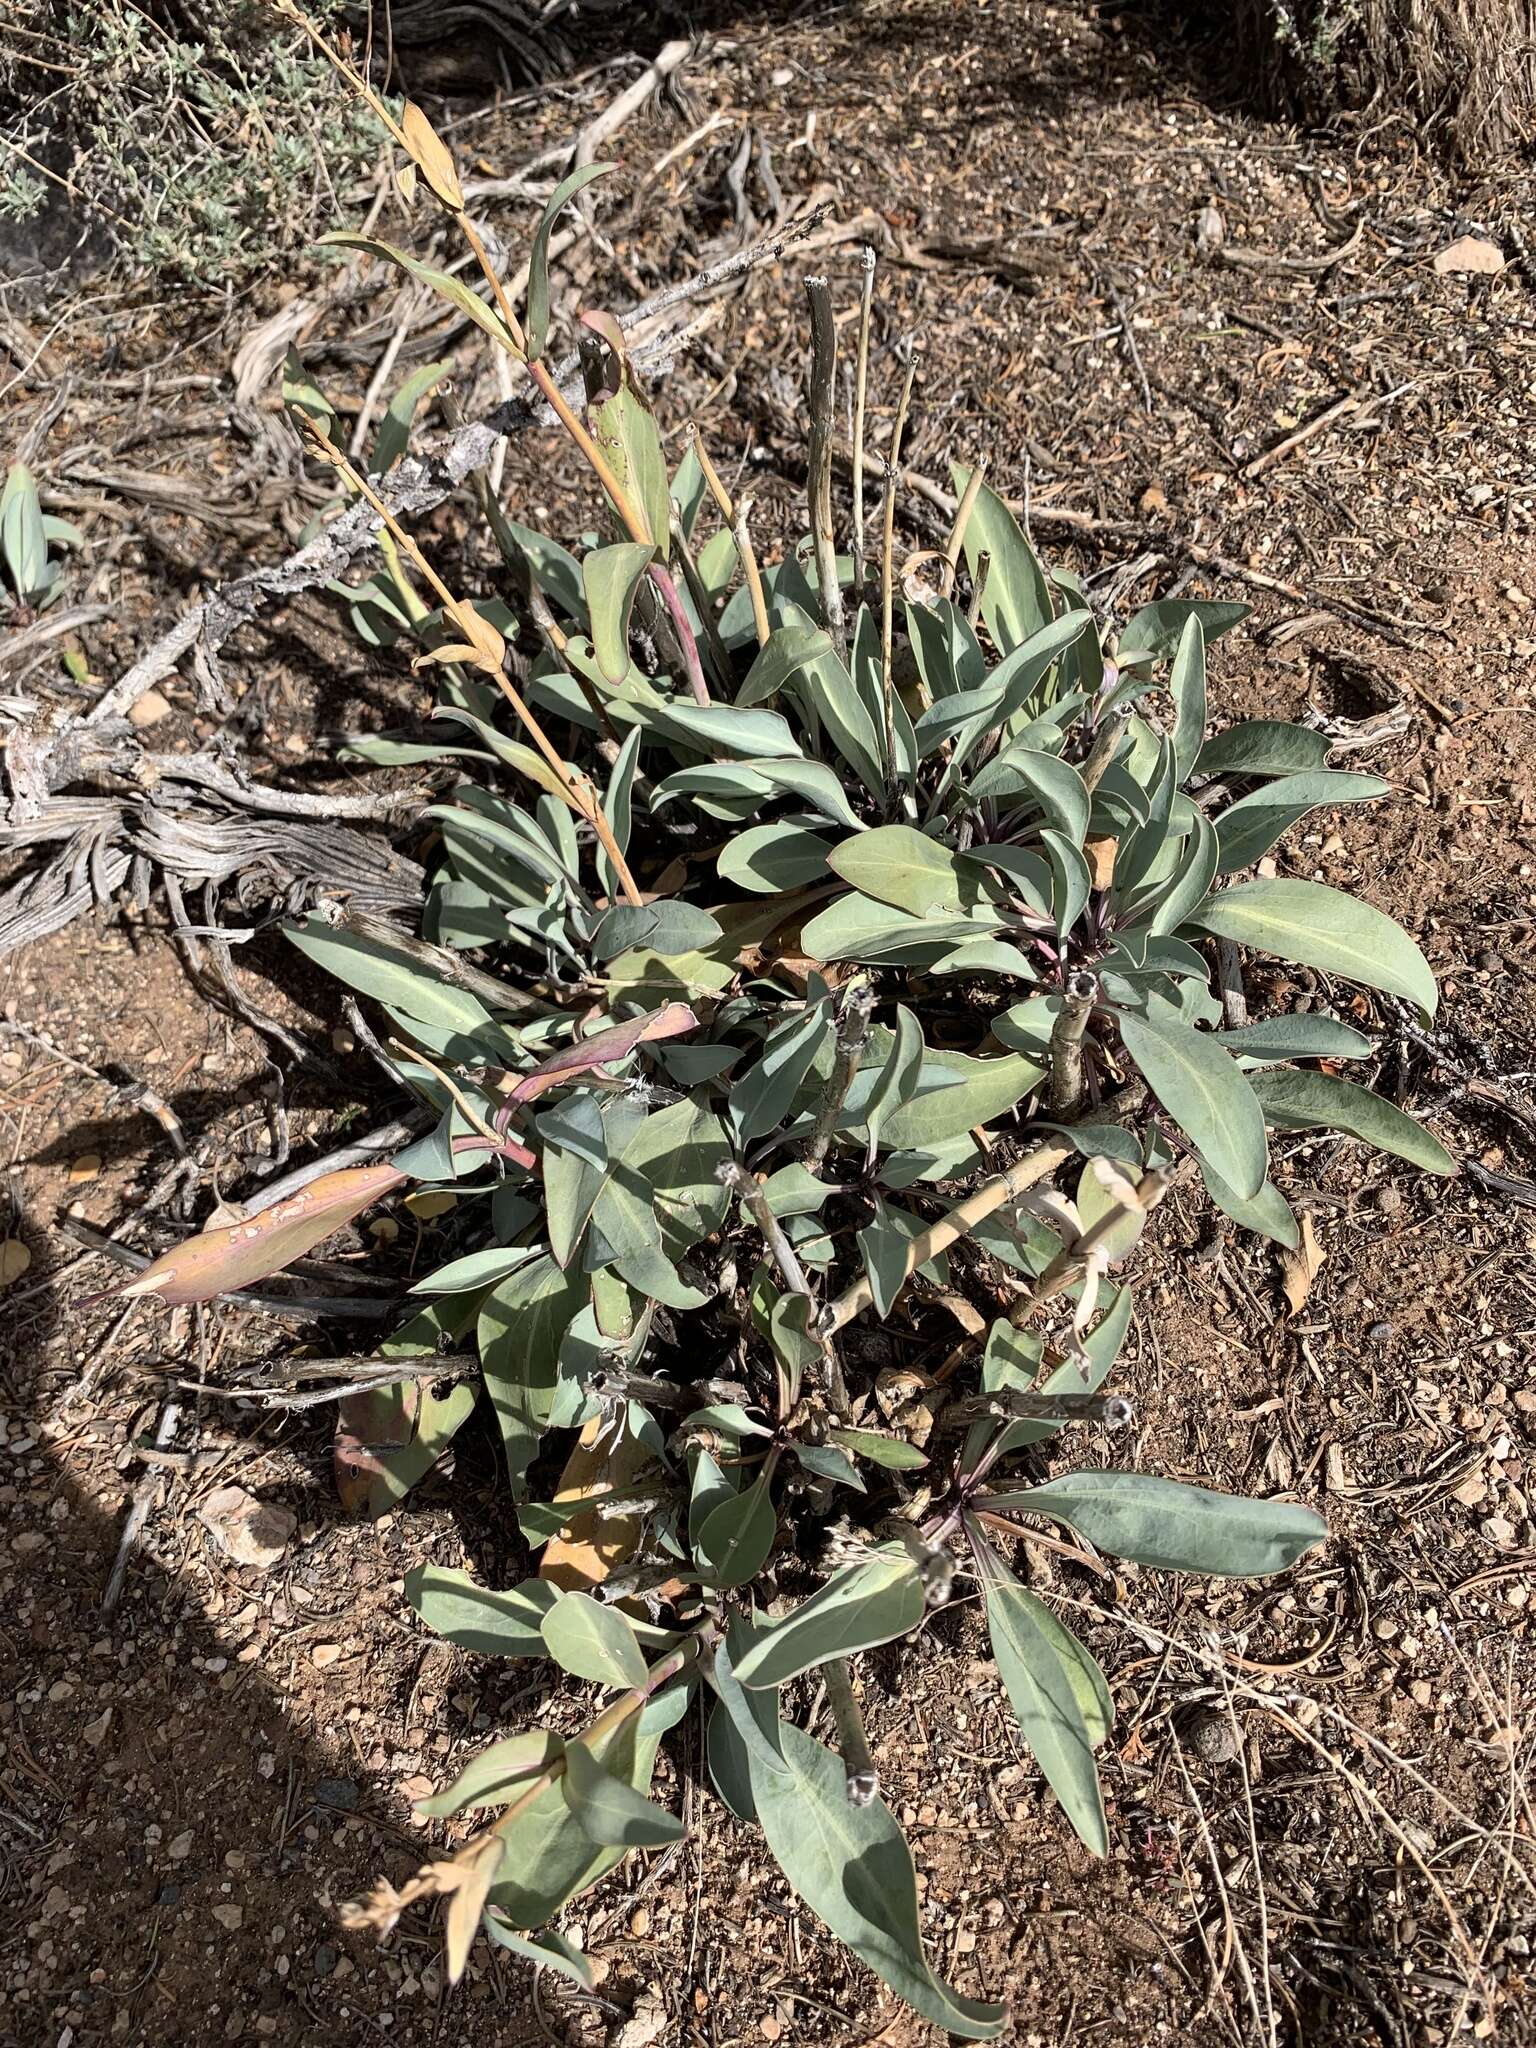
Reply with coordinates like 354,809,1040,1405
121,84,1456,2030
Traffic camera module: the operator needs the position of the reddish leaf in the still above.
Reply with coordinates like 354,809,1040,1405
108,1163,407,1306
508,1002,698,1105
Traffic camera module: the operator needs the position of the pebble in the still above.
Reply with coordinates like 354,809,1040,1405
313,1945,338,1978
199,1486,296,1572
212,1904,244,1932
128,687,173,728
315,1777,359,1811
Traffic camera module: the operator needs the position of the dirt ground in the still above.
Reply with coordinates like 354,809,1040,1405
3,3,1535,2044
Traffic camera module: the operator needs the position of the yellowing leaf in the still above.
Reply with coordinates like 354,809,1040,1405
401,100,464,211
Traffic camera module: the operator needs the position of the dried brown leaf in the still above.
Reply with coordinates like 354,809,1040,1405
106,1163,406,1306
1279,1211,1326,1316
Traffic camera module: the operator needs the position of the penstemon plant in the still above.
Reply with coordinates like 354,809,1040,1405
118,43,1456,2031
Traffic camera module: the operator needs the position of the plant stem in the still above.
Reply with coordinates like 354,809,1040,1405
1007,1166,1167,1329
649,560,712,705
941,457,986,599
689,423,737,523
1047,969,1099,1119
821,1083,1144,1334
1215,937,1249,1029
303,427,645,906
804,276,847,661
719,1162,813,1301
850,245,876,594
806,981,873,1170
879,348,919,781
733,498,771,648
1078,703,1132,796
824,1657,878,1807
670,511,734,690
527,356,652,546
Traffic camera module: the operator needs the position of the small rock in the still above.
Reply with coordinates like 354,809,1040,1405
212,1904,244,1932
310,1643,343,1669
128,687,173,728
1185,1709,1241,1764
167,1830,194,1862
83,1708,111,1748
1195,203,1225,257
68,1153,102,1184
1482,1514,1517,1547
199,1486,296,1572
0,1239,31,1286
1138,482,1169,516
315,1777,359,1811
156,1883,181,1907
1432,234,1504,276
313,1945,338,1979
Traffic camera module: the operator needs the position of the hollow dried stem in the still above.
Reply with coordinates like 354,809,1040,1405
1047,969,1099,1119
941,458,986,599
824,1657,878,1807
804,276,846,660
850,245,876,592
733,497,771,648
879,349,919,776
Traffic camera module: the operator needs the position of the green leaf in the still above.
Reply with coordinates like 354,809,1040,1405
795,1442,866,1491
1118,597,1248,663
285,915,498,1036
592,900,722,961
696,1473,777,1586
411,1245,541,1294
862,1005,925,1151
877,1045,1043,1149
583,541,656,686
688,1448,735,1549
561,1739,684,1845
1190,877,1437,1020
990,1471,1328,1576
416,1731,562,1817
827,824,979,918
1168,614,1207,781
783,601,887,793
750,757,867,832
526,162,614,359
800,891,996,966
281,349,339,448
950,463,1052,657
404,1566,558,1657
1195,720,1331,780
1215,771,1390,874
828,1427,928,1471
1214,1014,1373,1062
984,1575,1111,1856
589,375,671,551
320,233,521,353
734,1549,926,1688
747,1721,1007,2039
1115,1007,1268,1200
478,1256,584,1492
1200,1163,1300,1248
482,1915,595,1989
731,1004,835,1141
968,747,1090,846
540,1592,649,1689
652,699,802,760
1248,1067,1456,1174
372,357,452,473
616,1098,732,1258
718,822,833,893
